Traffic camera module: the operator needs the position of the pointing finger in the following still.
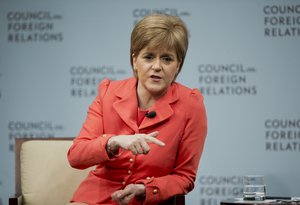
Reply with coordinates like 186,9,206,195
147,131,159,138
144,135,165,147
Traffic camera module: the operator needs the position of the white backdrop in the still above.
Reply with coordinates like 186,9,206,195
1,0,300,204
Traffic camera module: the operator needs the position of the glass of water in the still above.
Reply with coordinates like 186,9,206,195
243,175,266,201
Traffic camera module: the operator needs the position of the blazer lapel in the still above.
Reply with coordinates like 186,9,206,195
112,78,179,132
139,83,179,130
113,78,139,133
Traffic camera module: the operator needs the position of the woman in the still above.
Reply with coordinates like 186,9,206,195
68,13,207,205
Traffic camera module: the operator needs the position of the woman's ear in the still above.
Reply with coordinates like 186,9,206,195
176,58,182,74
132,53,138,77
132,53,137,69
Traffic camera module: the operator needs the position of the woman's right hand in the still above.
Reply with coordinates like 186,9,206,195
111,184,145,205
107,131,165,155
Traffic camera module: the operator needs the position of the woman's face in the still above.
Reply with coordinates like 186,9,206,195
133,47,181,98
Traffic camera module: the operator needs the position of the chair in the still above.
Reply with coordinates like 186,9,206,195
9,138,185,205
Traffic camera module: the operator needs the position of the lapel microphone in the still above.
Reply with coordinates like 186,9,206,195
145,111,156,118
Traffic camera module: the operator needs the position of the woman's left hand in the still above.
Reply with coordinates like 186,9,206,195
111,184,145,205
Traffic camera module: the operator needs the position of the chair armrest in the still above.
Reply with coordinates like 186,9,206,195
9,194,23,205
159,194,185,205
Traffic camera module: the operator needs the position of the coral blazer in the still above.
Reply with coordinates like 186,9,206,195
68,77,207,205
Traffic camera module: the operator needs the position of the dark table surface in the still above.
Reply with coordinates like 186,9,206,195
221,198,300,205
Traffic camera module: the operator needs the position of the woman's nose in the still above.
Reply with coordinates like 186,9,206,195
152,58,162,70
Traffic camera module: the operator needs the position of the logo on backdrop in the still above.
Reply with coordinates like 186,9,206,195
6,11,63,43
265,119,300,151
198,64,257,96
70,66,127,98
263,4,300,37
8,121,64,151
198,175,243,205
132,8,191,25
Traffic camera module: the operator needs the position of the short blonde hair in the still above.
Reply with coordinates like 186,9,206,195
130,13,189,75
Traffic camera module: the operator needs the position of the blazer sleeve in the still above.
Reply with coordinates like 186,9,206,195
137,89,208,204
67,78,115,169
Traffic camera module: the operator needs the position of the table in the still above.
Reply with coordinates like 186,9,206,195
221,198,300,205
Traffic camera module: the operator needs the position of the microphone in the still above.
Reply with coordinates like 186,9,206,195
145,111,156,118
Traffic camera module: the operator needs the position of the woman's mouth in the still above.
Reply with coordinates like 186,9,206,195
150,75,161,79
150,75,162,82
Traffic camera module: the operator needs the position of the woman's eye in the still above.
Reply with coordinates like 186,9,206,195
162,57,173,63
144,55,153,60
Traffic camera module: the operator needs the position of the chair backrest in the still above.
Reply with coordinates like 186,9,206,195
16,138,93,205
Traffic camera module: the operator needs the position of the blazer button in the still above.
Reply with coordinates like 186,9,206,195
127,170,131,174
153,189,158,194
122,181,126,185
146,177,151,180
129,158,134,163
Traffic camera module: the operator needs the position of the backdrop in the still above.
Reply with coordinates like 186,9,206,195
1,0,300,204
